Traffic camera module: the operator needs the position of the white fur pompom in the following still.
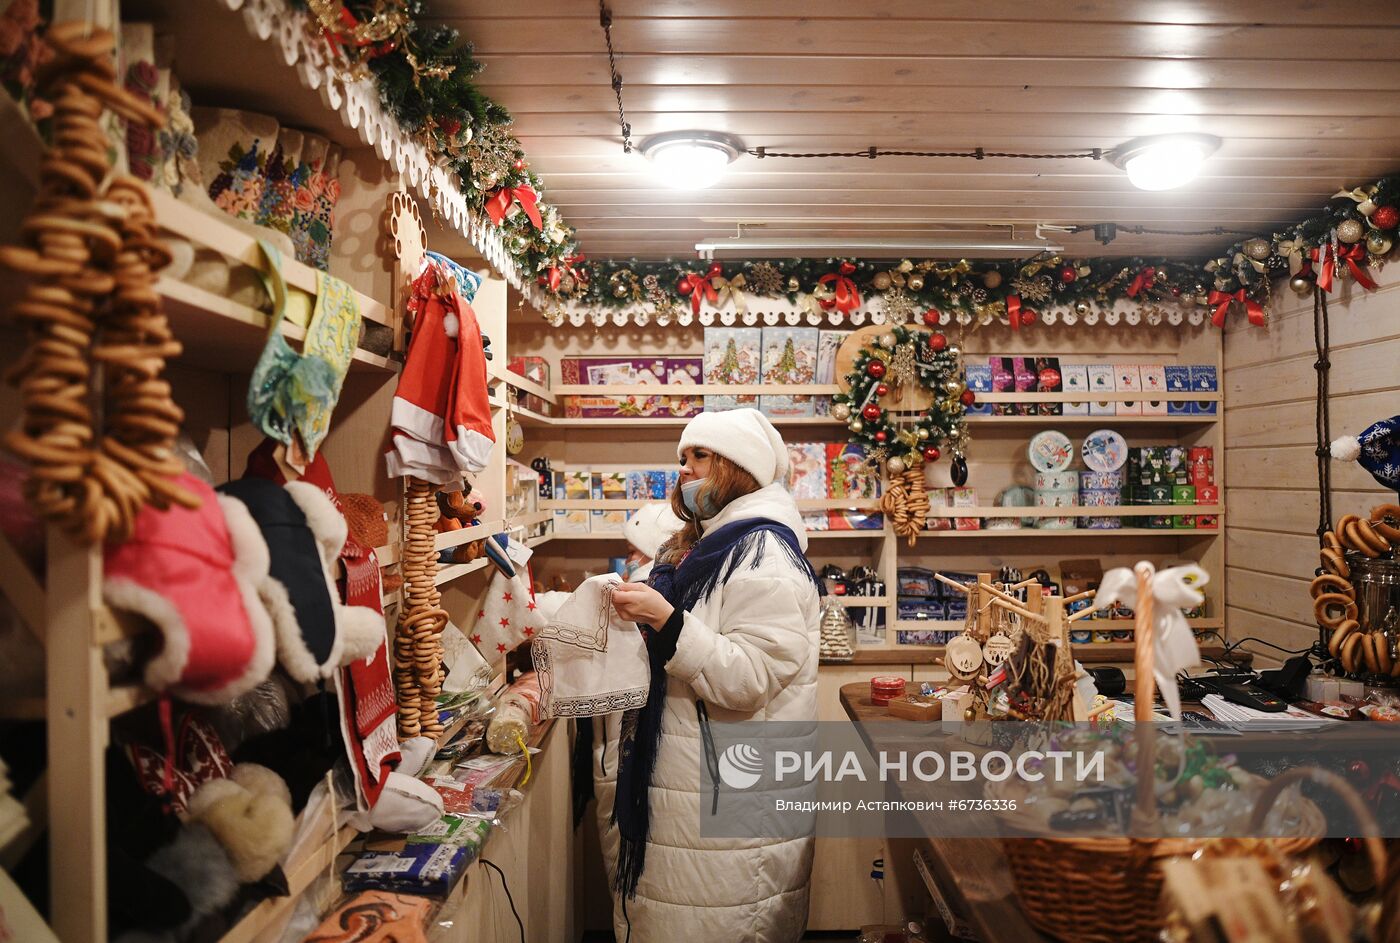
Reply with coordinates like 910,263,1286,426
1331,435,1362,462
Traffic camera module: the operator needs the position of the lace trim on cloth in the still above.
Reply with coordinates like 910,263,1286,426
533,637,649,718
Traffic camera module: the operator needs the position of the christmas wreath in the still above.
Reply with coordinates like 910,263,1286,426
830,324,973,543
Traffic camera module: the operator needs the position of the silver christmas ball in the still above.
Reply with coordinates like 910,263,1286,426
879,332,897,349
831,402,852,421
946,344,961,360
887,456,906,475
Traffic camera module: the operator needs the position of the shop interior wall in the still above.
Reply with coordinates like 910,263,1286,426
1223,266,1400,661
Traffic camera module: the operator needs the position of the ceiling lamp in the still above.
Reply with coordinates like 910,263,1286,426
641,131,743,190
1110,133,1222,191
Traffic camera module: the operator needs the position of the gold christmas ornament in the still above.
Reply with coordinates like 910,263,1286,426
1290,274,1314,296
1367,231,1394,256
879,332,897,349
907,274,925,292
831,402,852,421
1073,300,1092,316
1242,237,1272,261
787,275,802,293
982,270,1003,289
1337,219,1366,244
887,456,906,475
872,271,892,290
849,419,864,434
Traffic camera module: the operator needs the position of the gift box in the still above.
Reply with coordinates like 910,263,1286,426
1165,365,1193,416
1061,364,1089,416
1012,356,1037,416
897,599,947,621
828,443,883,530
1036,516,1076,530
553,509,590,533
1189,447,1215,487
1140,363,1167,415
1034,490,1079,508
897,567,938,598
788,442,830,531
591,509,627,531
1114,364,1143,416
704,327,761,411
344,844,471,897
507,356,551,415
1196,484,1219,528
814,329,851,415
963,364,994,416
1086,363,1115,416
1034,356,1063,416
760,326,819,417
1191,365,1218,415
562,356,703,418
1086,516,1123,530
1081,469,1124,491
593,472,626,500
563,471,591,499
1035,470,1080,491
949,486,980,530
989,357,1016,416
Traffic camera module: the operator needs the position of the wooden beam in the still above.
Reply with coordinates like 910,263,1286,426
0,531,44,643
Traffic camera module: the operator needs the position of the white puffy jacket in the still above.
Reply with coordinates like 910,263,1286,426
593,482,821,942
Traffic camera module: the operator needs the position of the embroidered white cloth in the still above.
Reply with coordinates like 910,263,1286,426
1094,563,1206,719
531,574,650,718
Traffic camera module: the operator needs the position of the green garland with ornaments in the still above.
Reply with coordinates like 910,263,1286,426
545,171,1400,324
830,324,972,477
284,0,578,281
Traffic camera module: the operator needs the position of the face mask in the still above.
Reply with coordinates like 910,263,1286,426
680,478,718,519
623,559,642,580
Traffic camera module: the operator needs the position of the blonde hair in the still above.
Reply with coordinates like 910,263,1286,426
659,454,760,564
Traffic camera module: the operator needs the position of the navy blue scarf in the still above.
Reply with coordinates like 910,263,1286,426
611,516,821,899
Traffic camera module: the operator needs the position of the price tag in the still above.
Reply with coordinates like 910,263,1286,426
505,537,534,568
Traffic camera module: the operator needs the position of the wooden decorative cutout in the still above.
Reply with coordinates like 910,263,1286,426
386,191,427,351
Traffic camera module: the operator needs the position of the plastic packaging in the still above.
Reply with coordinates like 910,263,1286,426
485,674,541,754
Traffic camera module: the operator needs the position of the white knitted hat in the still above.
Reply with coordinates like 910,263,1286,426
677,408,790,487
623,503,683,559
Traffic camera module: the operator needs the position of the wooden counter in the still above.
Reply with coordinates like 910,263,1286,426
838,683,1053,943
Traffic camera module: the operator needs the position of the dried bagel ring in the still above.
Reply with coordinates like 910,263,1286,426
1314,592,1358,631
1353,518,1391,555
1327,619,1360,658
1337,515,1365,551
1322,530,1343,552
1344,520,1382,558
1340,630,1365,673
1362,633,1382,674
1375,633,1394,675
1320,547,1350,579
1371,504,1400,544
1309,573,1354,600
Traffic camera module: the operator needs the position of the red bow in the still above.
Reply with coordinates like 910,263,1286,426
677,272,718,315
1337,242,1379,291
1006,294,1034,331
323,7,398,58
1127,266,1157,298
1207,288,1264,329
484,184,542,229
540,254,586,293
816,272,861,314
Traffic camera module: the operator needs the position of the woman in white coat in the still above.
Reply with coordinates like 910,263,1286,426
600,408,823,943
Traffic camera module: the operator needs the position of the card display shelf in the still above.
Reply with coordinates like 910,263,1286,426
889,617,1223,633
921,527,1220,538
506,407,1215,429
542,529,883,540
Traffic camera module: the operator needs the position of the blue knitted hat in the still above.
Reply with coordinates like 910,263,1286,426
1332,415,1400,493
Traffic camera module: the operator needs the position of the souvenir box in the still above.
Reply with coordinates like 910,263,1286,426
1086,363,1116,416
560,356,703,418
1139,363,1167,415
625,470,671,500
1191,364,1219,415
814,329,851,415
760,326,819,417
1034,356,1062,416
703,327,761,411
827,443,883,530
1114,364,1143,416
963,364,994,416
1061,364,1089,416
1165,364,1193,416
787,442,830,531
507,356,551,415
592,472,626,500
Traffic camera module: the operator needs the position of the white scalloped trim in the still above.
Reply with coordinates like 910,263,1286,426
223,0,544,305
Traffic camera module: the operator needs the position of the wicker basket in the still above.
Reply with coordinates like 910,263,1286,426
987,563,1327,943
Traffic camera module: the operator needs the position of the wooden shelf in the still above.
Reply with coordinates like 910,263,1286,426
928,504,1221,518
510,408,1215,429
919,526,1219,538
533,527,884,541
891,618,1223,632
543,497,882,511
220,821,359,943
837,642,1240,667
551,382,840,396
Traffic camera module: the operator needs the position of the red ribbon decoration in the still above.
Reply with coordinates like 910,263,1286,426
483,184,542,229
816,272,861,314
1127,266,1157,298
1312,245,1336,293
1006,294,1031,331
1337,243,1379,291
541,253,587,293
677,272,718,315
1207,288,1265,329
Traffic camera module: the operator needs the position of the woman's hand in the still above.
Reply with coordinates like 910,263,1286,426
610,582,675,627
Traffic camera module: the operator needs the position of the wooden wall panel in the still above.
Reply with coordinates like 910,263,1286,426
1222,270,1400,660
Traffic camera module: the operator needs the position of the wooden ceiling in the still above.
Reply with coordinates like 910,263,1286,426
428,0,1400,260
